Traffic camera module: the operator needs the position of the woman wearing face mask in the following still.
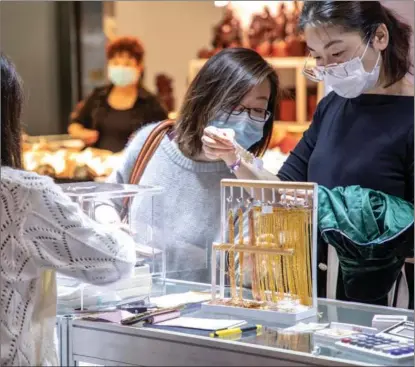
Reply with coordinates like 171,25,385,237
109,48,279,282
202,1,414,306
68,36,168,153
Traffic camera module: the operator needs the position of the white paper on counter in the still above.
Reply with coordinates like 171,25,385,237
157,317,246,330
151,291,212,308
284,322,329,333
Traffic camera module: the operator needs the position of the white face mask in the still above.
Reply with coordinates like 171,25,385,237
108,66,139,87
323,42,381,99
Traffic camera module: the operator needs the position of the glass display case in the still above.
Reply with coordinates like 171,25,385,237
56,181,165,313
56,181,211,313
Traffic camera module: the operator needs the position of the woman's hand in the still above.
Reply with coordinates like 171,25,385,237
80,127,99,145
69,123,99,145
201,126,238,166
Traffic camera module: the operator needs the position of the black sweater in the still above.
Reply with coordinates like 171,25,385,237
278,91,414,304
278,92,414,204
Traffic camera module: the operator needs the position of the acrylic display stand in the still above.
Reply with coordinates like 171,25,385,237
57,181,165,311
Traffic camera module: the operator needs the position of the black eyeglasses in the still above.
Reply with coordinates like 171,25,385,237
224,105,271,123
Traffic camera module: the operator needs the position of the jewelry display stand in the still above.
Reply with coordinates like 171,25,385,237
202,179,318,324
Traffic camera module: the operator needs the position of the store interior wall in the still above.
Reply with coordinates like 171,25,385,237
0,1,61,136
115,1,222,109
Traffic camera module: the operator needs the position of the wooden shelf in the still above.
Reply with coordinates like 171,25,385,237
266,57,316,68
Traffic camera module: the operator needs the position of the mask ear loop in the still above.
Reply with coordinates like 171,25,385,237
359,35,381,73
370,51,381,73
359,40,371,61
213,110,232,128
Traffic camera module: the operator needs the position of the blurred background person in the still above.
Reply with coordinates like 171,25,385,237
68,36,168,153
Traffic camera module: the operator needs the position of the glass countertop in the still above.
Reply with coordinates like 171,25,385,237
145,280,414,366
59,279,413,366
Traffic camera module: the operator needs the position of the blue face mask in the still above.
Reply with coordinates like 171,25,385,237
209,111,265,150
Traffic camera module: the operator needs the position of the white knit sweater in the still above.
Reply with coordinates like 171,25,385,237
0,167,136,366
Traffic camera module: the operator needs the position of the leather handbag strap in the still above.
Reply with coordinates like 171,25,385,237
121,119,175,218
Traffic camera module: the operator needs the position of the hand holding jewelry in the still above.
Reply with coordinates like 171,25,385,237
202,126,264,171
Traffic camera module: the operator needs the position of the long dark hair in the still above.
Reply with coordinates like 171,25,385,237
299,1,413,87
1,53,23,169
176,48,279,158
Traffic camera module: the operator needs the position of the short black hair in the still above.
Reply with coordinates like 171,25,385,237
176,48,279,158
299,1,413,87
1,53,23,169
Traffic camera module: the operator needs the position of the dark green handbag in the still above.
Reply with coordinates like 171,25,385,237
318,185,414,302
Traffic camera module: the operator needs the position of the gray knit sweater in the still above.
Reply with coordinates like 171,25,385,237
109,122,234,283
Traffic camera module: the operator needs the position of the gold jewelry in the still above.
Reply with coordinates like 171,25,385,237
227,209,237,300
219,183,315,311
238,207,244,301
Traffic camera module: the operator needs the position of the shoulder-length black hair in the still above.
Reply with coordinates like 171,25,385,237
176,48,279,158
299,1,413,87
1,53,23,169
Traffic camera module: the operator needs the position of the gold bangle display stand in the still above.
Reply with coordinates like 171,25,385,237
202,179,318,324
